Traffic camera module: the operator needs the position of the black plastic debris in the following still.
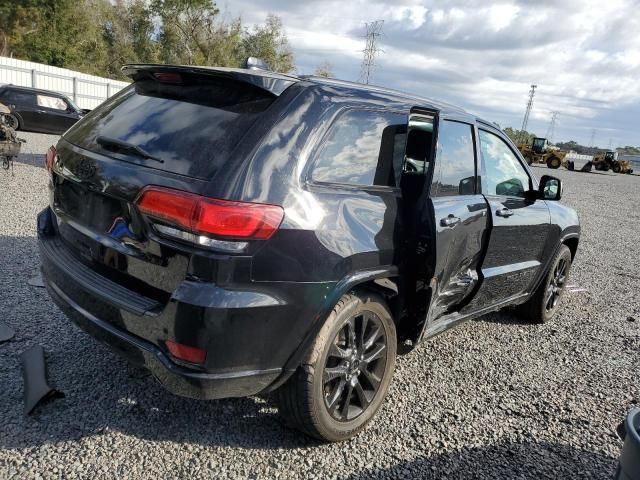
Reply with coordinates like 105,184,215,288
0,322,15,342
615,408,640,480
21,345,64,415
27,273,45,288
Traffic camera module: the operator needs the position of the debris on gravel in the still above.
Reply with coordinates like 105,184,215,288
0,142,638,478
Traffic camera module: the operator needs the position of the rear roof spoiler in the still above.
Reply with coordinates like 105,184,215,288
122,64,299,96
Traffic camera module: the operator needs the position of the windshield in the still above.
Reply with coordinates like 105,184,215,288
63,73,276,179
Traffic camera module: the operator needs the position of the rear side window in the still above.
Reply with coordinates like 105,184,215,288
431,120,476,196
64,73,276,179
6,90,35,105
311,110,407,188
479,129,531,197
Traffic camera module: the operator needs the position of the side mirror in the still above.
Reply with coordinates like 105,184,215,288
539,175,562,200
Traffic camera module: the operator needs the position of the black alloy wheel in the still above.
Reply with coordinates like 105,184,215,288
518,244,572,324
323,311,387,422
545,255,568,313
275,292,397,442
4,114,19,130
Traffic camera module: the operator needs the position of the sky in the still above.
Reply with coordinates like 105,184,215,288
223,0,640,148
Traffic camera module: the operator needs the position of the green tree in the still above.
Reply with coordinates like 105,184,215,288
151,0,220,65
242,14,294,73
313,61,334,78
503,127,536,145
1,1,296,79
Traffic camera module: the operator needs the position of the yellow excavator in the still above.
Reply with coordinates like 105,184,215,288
517,137,573,170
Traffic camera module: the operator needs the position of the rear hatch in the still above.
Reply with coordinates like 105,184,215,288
49,66,291,304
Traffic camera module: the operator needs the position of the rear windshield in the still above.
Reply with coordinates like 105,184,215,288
64,73,276,179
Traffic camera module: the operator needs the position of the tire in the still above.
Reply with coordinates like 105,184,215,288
518,245,572,324
546,156,561,169
3,113,20,130
568,161,575,171
275,291,397,442
612,162,621,173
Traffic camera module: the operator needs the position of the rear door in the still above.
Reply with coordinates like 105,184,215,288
463,127,551,311
427,118,488,320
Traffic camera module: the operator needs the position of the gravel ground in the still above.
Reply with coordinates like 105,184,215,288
0,136,638,479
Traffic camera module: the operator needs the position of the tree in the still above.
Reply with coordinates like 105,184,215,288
313,61,334,78
503,127,536,145
151,0,220,65
0,1,296,78
241,14,294,73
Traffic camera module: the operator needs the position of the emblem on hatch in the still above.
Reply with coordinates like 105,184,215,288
76,158,96,180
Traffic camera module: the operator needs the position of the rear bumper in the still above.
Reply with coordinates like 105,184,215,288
38,207,332,400
45,279,280,399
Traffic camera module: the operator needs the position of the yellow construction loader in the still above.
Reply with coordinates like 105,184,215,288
585,151,634,174
517,137,573,170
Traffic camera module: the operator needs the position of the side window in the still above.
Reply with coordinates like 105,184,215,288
479,129,531,197
37,95,68,111
431,120,476,196
311,110,407,187
7,91,35,105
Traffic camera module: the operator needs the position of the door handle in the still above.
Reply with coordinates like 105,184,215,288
440,215,461,227
496,208,514,217
36,109,46,114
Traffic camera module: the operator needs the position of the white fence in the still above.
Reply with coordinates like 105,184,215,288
0,57,129,109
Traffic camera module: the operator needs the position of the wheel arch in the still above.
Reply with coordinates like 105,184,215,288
263,268,401,393
562,235,579,260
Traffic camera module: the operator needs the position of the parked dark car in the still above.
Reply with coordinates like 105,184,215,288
38,64,580,442
0,85,87,135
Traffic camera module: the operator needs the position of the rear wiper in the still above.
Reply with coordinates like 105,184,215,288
96,136,164,164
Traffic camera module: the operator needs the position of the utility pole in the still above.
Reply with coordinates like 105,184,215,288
358,20,384,85
519,84,537,143
545,111,559,143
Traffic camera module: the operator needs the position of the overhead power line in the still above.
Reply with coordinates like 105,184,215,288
358,20,384,85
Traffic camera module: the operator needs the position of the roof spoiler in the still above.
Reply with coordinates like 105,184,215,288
121,64,296,96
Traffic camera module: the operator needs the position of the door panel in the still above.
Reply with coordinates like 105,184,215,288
425,119,488,322
36,94,77,133
430,195,488,319
464,128,552,311
463,195,550,311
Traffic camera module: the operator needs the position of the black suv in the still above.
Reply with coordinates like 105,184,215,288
38,65,580,442
0,85,86,135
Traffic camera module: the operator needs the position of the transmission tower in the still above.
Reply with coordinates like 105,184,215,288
519,84,537,142
358,20,384,84
545,111,559,143
589,129,596,148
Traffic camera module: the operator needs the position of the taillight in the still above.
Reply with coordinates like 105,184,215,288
45,145,56,173
165,340,206,365
135,186,284,250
